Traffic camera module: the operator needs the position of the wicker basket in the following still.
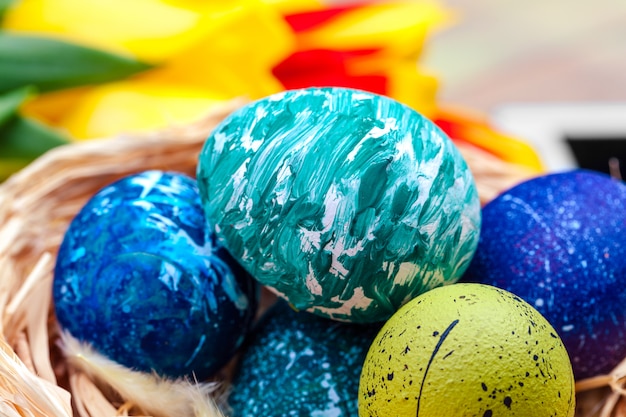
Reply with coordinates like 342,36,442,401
0,100,624,417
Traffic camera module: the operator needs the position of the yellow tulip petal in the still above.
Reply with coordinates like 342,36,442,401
340,53,438,117
21,87,93,124
460,125,545,172
199,1,295,69
296,1,451,58
139,0,293,98
386,64,439,118
164,0,323,15
58,81,229,139
435,105,545,172
2,0,235,62
259,0,324,15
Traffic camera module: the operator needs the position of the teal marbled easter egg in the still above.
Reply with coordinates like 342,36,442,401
197,87,481,323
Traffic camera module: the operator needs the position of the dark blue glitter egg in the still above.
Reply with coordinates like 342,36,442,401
227,300,381,417
53,170,258,380
462,169,626,380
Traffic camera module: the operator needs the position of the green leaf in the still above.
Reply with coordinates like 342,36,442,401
0,115,69,161
0,115,69,181
0,0,15,23
0,158,30,182
0,33,153,93
0,86,35,127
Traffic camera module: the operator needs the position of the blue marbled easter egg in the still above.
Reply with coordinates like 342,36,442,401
462,169,626,380
53,170,258,380
197,87,481,323
227,299,381,417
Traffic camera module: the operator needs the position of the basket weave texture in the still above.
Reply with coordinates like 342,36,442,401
0,100,624,417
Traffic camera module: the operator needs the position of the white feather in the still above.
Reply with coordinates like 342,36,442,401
60,332,226,417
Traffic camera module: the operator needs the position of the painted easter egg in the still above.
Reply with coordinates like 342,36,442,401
462,169,626,380
358,283,575,417
197,87,481,323
53,170,258,379
227,299,381,417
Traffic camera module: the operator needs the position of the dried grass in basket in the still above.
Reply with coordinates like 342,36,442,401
0,99,623,417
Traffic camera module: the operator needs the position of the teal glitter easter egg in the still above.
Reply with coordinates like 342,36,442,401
227,300,381,417
197,87,481,323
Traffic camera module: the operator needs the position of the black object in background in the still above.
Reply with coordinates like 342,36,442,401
566,136,626,179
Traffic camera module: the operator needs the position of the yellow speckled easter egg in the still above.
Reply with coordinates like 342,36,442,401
358,283,575,417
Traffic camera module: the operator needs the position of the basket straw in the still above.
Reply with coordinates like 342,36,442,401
0,99,623,416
